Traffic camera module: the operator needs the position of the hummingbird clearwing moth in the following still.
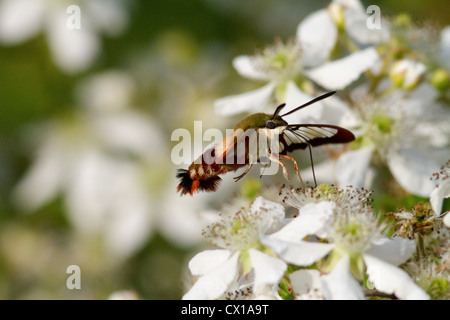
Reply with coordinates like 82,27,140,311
177,91,355,196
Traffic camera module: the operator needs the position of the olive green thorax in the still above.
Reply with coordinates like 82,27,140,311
234,113,288,130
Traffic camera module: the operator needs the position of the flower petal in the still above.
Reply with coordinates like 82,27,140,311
250,196,286,234
84,0,129,36
300,159,336,185
93,111,166,161
364,254,429,300
188,249,232,276
297,9,337,68
268,201,336,241
12,130,65,212
214,82,276,116
261,236,334,266
387,147,445,197
443,212,450,228
249,249,286,289
305,47,379,90
283,82,324,124
232,55,272,81
345,6,390,44
76,70,135,112
0,0,45,45
364,236,416,266
321,255,365,300
336,146,374,189
46,4,101,73
399,83,439,117
285,82,359,129
430,179,450,215
289,269,322,297
183,251,240,300
252,284,282,300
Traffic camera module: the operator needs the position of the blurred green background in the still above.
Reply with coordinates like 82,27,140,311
0,0,448,299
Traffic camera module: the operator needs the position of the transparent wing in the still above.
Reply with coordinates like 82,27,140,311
213,128,259,165
279,124,355,154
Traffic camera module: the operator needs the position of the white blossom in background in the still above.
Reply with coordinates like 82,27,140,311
214,39,378,118
334,84,450,196
214,0,391,119
273,187,429,300
0,0,129,73
183,197,288,300
13,71,166,258
308,0,389,47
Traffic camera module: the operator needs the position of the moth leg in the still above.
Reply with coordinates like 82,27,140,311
269,153,289,181
233,163,253,182
279,154,306,188
259,163,268,178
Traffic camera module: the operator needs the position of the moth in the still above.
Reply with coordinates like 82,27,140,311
177,91,355,196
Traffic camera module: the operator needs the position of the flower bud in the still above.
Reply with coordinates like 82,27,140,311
431,69,450,92
389,59,426,90
393,13,412,29
327,3,345,30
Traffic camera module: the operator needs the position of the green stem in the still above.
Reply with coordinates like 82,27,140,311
415,233,426,259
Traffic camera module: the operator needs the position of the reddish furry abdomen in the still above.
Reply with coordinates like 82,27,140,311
176,147,245,196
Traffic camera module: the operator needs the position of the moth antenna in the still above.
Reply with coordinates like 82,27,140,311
280,91,336,118
307,143,317,187
272,103,286,119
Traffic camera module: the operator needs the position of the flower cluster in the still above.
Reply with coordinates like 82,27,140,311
215,0,450,197
184,183,449,300
183,0,450,300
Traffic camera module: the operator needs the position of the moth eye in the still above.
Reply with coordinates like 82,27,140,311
266,120,276,129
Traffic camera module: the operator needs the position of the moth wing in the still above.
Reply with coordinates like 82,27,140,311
213,128,258,165
279,124,355,154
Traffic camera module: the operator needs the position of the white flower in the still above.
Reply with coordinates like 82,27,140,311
12,71,165,258
0,0,129,73
182,197,288,300
298,0,388,63
214,40,379,116
265,189,429,299
335,84,450,196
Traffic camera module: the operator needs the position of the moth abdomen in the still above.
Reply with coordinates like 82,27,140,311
176,168,222,196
